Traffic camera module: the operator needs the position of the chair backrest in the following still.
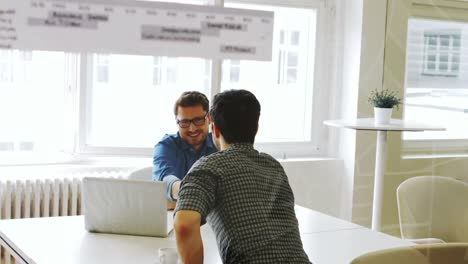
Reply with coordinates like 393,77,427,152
397,176,468,243
127,167,153,181
350,243,468,264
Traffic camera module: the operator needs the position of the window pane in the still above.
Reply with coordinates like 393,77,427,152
277,50,284,84
439,53,448,63
428,36,437,47
230,66,240,82
452,54,460,64
427,54,436,62
440,35,449,49
287,68,297,84
222,3,316,142
0,50,68,154
453,36,461,47
405,19,468,141
288,52,298,67
439,62,448,71
19,141,34,151
97,66,109,82
87,54,210,148
95,55,109,83
0,142,14,152
0,63,10,82
96,54,109,64
427,62,436,70
166,59,178,83
290,31,300,46
20,51,32,61
153,69,161,86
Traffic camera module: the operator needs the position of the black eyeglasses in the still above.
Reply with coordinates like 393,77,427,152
176,113,208,128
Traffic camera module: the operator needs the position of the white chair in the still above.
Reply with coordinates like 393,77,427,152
127,167,153,181
128,167,176,209
397,176,468,244
350,243,468,264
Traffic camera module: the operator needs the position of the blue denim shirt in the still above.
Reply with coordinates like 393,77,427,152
152,132,217,201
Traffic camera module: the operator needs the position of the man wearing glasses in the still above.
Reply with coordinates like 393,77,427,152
153,91,217,206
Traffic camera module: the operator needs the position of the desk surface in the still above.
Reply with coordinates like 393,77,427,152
0,206,413,264
324,118,445,131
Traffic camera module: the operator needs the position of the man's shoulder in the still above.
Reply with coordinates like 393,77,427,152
197,151,226,165
190,151,229,171
258,151,278,161
198,147,279,165
259,151,284,167
156,133,182,148
229,146,282,167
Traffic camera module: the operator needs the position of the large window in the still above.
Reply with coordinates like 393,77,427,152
404,19,468,150
0,0,330,162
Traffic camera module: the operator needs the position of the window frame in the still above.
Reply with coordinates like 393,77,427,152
421,30,461,77
76,0,332,159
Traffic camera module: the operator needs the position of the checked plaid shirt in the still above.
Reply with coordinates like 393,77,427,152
175,143,311,264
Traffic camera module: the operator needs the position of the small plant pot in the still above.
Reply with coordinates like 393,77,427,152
374,107,392,124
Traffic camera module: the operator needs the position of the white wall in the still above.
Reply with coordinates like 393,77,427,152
329,0,364,221
281,159,345,217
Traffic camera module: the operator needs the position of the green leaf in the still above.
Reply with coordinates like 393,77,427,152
368,89,402,109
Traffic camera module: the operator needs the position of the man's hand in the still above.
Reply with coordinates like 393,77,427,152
171,180,182,200
167,200,176,210
174,210,203,264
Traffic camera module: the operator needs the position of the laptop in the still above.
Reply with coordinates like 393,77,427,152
82,177,173,237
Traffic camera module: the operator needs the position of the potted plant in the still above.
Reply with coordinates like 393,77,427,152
368,89,402,124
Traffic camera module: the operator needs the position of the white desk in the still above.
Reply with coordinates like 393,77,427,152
295,206,362,234
302,228,414,264
324,118,445,231
0,206,413,264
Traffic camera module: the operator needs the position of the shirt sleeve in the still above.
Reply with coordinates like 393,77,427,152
152,140,181,201
175,164,218,225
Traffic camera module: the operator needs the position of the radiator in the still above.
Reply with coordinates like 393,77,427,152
0,178,83,219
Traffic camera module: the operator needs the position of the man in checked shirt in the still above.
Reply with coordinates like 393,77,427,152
174,89,311,264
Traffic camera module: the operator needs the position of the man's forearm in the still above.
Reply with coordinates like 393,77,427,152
175,210,204,264
176,230,203,264
161,176,181,201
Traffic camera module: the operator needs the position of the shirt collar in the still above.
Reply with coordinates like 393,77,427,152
205,133,216,150
229,143,254,150
176,132,192,151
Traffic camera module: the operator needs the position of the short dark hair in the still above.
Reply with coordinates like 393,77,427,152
210,89,261,144
174,91,209,116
